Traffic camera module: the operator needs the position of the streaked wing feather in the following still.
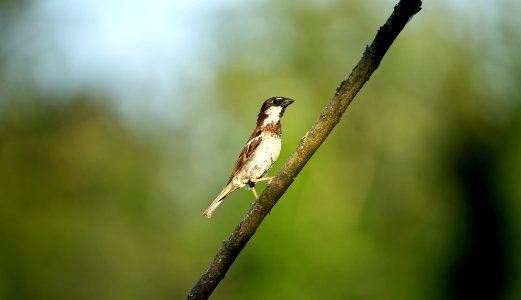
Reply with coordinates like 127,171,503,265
227,129,263,182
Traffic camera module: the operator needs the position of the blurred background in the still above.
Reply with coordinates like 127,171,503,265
1,0,520,299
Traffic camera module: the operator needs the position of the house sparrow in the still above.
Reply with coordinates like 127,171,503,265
203,97,294,218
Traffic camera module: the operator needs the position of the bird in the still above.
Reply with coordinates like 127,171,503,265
202,97,294,218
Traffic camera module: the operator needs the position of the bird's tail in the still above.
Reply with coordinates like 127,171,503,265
202,183,236,218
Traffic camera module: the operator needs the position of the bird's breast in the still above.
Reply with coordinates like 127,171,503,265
252,134,282,168
238,133,282,184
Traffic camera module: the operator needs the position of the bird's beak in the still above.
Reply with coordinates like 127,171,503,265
281,98,294,107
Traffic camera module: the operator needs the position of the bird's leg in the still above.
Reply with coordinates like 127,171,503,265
253,176,275,184
247,181,258,204
248,177,273,205
250,187,260,206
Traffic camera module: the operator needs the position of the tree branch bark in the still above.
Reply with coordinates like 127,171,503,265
187,0,422,299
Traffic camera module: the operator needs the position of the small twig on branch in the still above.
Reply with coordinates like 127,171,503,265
187,0,422,299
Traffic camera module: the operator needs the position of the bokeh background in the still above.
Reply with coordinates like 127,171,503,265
1,0,520,299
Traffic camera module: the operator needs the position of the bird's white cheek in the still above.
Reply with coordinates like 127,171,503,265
262,106,282,125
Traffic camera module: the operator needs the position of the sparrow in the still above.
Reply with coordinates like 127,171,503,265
202,97,294,218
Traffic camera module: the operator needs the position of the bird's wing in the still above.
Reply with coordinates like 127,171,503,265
227,128,263,182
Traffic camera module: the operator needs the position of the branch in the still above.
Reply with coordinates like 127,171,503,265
187,0,422,298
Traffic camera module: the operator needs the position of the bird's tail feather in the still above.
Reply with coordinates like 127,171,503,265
202,183,236,218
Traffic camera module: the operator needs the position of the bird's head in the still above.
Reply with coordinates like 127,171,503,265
257,97,294,126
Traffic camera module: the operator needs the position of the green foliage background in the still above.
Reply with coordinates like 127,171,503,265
1,1,520,299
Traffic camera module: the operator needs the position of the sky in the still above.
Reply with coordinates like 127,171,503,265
3,0,240,123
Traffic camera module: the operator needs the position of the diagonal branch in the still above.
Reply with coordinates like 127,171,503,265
187,0,422,299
